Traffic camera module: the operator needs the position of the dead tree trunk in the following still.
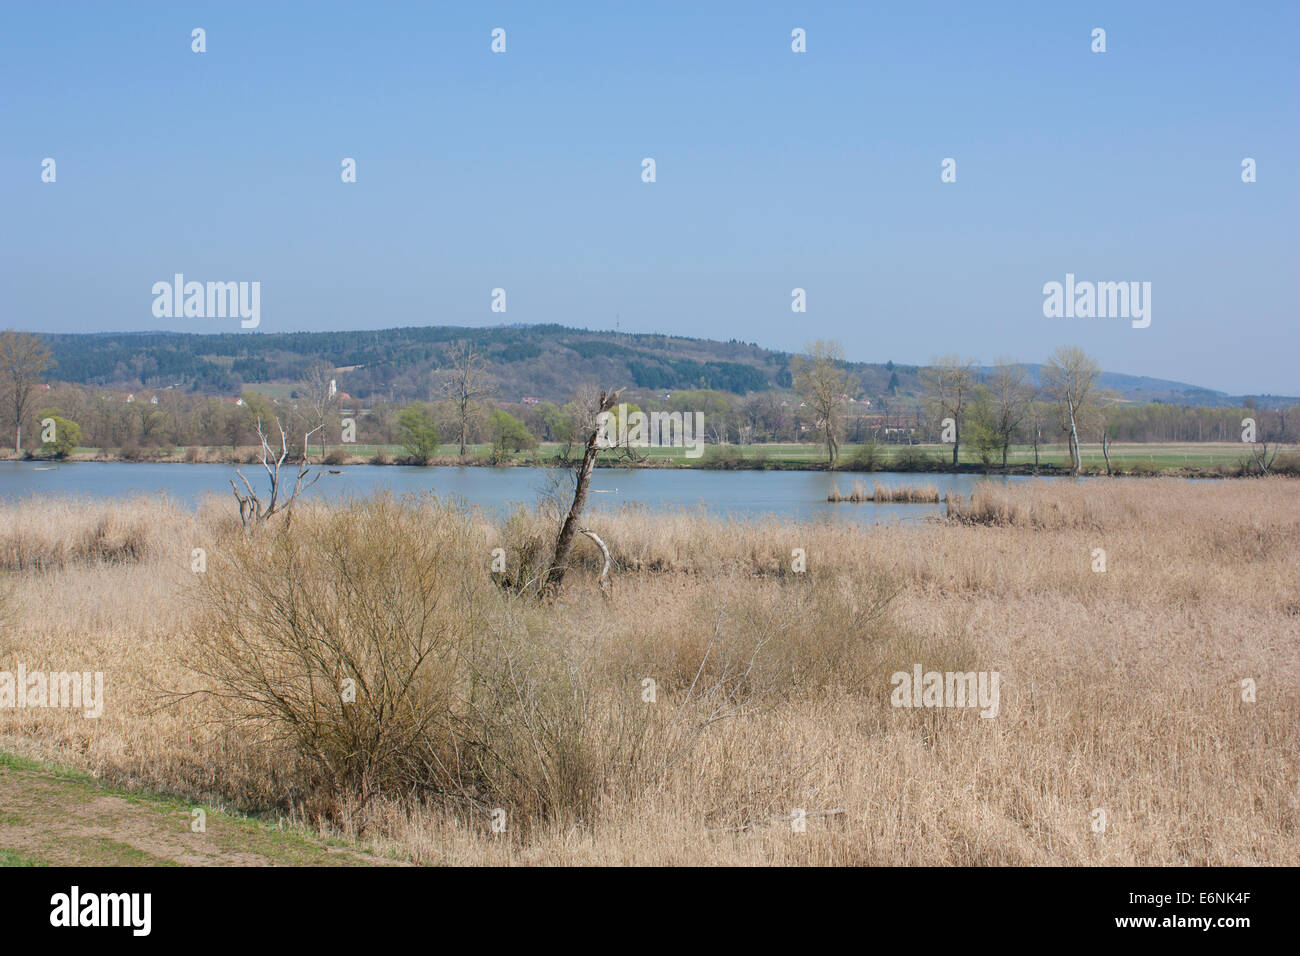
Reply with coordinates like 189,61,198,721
229,418,324,531
578,528,612,592
545,387,623,593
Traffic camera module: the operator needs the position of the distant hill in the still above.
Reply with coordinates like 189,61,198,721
38,326,784,402
34,326,1298,409
995,365,1288,408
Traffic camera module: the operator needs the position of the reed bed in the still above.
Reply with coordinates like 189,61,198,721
0,495,188,572
0,478,1296,865
828,480,941,503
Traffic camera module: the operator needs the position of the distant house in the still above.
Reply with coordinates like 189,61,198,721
520,396,540,406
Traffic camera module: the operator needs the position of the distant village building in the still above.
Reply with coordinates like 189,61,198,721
520,396,540,406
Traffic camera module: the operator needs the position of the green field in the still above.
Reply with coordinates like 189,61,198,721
460,440,1283,472
37,439,1294,475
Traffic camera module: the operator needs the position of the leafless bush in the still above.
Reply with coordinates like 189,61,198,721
189,495,490,816
185,493,858,834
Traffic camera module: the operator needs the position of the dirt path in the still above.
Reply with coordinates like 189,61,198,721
0,756,403,867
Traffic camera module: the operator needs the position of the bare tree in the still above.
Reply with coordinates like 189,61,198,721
545,387,624,593
1247,441,1281,475
0,330,54,454
921,355,976,470
230,417,324,531
791,340,854,465
603,400,647,461
441,342,493,456
1025,398,1050,468
301,362,338,459
556,384,602,460
1042,346,1100,475
988,359,1032,468
1087,390,1120,476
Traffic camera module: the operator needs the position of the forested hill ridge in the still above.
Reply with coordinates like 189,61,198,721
34,325,1297,409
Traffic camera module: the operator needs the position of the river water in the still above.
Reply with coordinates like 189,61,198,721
0,461,1037,524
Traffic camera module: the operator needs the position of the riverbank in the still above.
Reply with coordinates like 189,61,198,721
4,440,1297,479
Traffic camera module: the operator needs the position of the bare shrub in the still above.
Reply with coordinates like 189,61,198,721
186,495,679,832
700,445,745,469
845,440,884,472
189,495,491,815
892,445,937,472
494,506,555,593
118,442,149,462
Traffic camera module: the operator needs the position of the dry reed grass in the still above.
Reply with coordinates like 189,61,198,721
1,478,1296,864
0,496,174,572
828,480,941,503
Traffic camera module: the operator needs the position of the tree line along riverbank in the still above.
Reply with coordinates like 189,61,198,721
3,440,1296,478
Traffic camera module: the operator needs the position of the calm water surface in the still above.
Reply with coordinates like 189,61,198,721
0,461,1040,525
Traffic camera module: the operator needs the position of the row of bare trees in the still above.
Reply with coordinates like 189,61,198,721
791,340,1110,474
919,347,1106,474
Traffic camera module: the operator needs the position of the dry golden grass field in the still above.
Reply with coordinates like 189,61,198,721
1,478,1297,865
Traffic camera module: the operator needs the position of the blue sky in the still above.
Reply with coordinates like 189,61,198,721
2,1,1296,394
